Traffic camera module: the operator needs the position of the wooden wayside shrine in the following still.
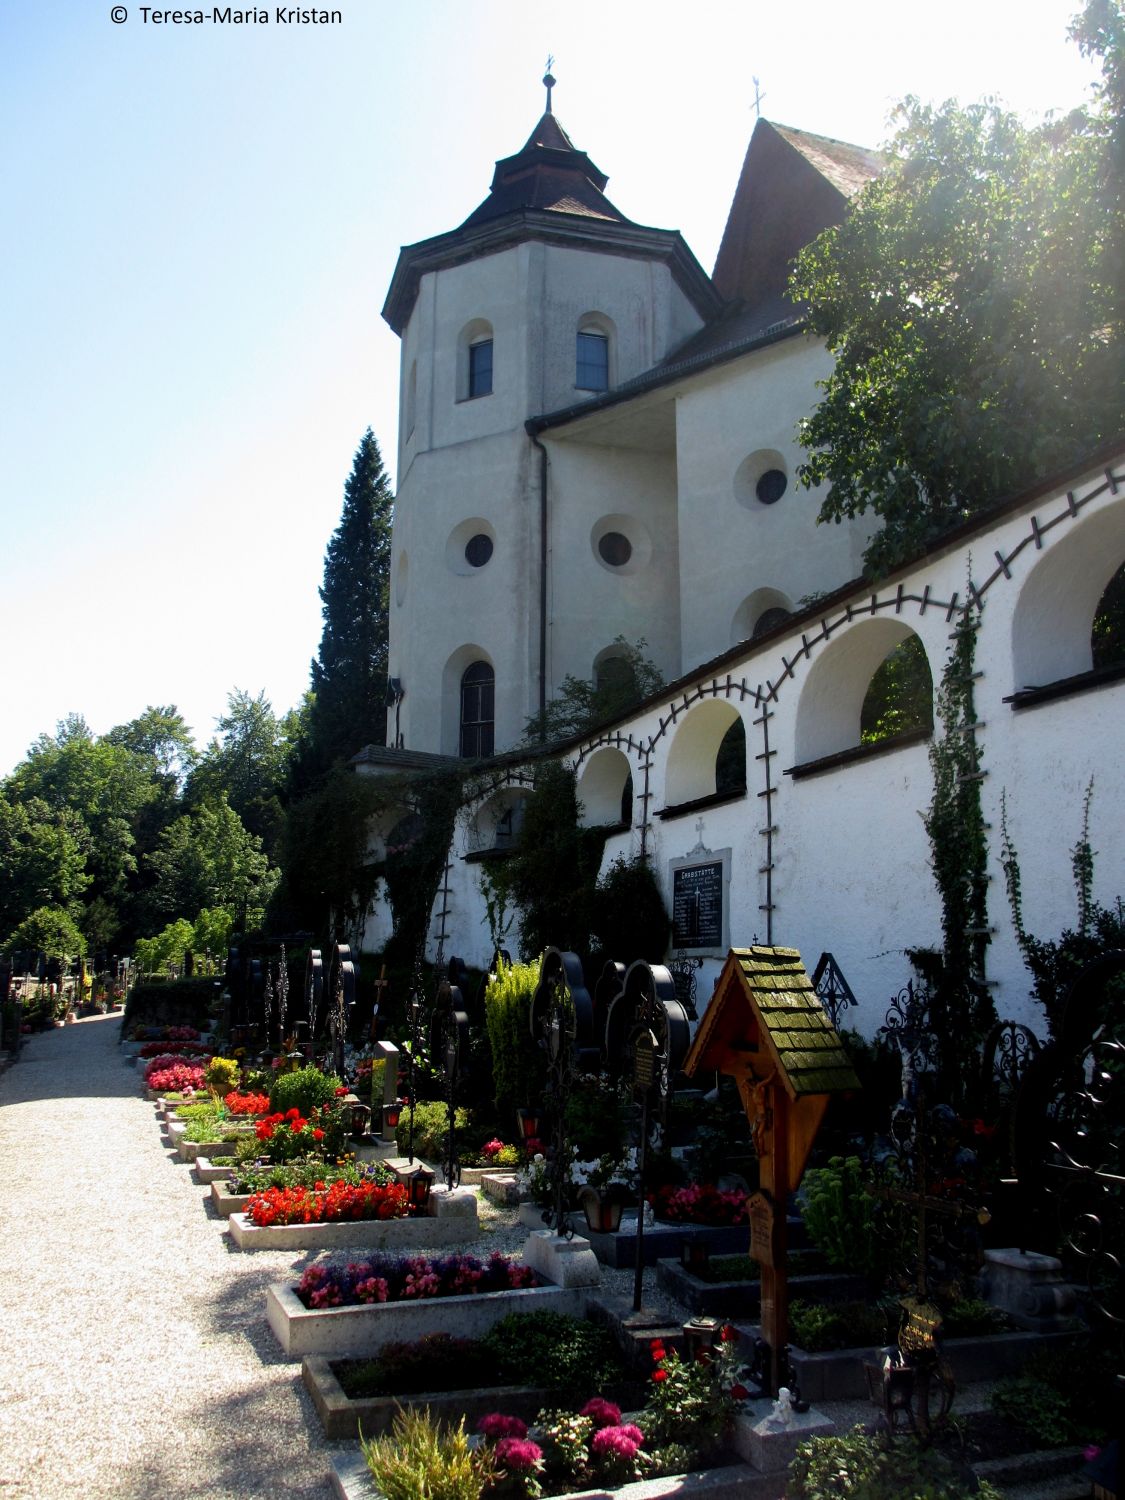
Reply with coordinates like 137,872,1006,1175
683,946,860,1394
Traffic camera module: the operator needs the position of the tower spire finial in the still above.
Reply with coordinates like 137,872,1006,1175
543,55,556,113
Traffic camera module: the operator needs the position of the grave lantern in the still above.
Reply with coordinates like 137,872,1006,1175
682,1315,723,1363
383,1099,402,1132
681,1233,710,1274
405,1164,434,1212
682,946,860,1396
577,1183,627,1234
515,1108,541,1143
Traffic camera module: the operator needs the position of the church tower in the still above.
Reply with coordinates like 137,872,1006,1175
382,74,717,757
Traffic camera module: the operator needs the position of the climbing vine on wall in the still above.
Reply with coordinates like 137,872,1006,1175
383,768,467,970
920,603,996,1105
1000,778,1125,1040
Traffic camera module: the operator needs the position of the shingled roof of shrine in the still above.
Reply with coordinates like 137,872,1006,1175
686,946,861,1097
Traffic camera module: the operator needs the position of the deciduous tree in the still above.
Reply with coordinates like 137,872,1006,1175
792,3,1124,576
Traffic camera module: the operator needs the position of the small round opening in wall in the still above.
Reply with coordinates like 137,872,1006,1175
598,531,632,567
756,468,788,505
465,533,493,568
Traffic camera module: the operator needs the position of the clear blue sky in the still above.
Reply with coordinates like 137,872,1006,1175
0,0,1099,776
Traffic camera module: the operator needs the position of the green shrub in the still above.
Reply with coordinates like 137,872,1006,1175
589,856,671,965
336,1334,495,1399
268,1064,341,1115
395,1100,468,1161
788,1299,897,1353
483,958,546,1124
480,1311,626,1390
943,1298,1012,1337
799,1155,896,1282
990,1377,1074,1447
787,1426,1003,1498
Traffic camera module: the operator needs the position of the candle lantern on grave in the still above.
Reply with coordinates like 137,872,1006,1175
529,949,596,1236
681,946,861,1397
429,959,470,1190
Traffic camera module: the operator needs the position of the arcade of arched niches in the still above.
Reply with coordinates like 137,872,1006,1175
362,446,1125,1044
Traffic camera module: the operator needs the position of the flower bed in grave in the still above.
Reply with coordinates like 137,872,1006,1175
229,1181,479,1251
268,1253,587,1358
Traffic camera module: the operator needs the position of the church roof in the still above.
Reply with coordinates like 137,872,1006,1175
711,117,881,311
458,109,629,229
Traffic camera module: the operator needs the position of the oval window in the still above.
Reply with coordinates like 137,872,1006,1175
756,469,788,505
465,534,494,568
598,531,632,567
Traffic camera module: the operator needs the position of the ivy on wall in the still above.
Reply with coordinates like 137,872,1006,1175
919,604,997,1105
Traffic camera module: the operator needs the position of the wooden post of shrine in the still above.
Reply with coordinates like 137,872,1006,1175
683,946,860,1396
370,964,389,1043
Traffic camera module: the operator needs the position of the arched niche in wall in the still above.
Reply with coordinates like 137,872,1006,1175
441,643,494,758
794,619,932,766
1011,503,1125,690
577,746,633,829
664,699,743,809
731,588,794,645
466,786,528,856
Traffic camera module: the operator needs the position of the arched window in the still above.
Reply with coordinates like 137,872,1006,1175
576,313,615,392
715,718,747,796
860,636,934,744
458,319,494,401
1092,562,1125,669
460,662,494,758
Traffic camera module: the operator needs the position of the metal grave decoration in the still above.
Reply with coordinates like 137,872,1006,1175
868,974,993,1437
810,952,858,1030
682,946,860,1395
328,943,356,1080
605,960,691,1309
305,948,324,1056
429,958,470,1189
529,949,596,1237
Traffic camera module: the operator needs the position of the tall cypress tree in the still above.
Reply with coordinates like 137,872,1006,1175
299,429,393,786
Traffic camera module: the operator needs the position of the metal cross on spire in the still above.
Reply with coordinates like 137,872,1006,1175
752,76,766,119
543,55,556,113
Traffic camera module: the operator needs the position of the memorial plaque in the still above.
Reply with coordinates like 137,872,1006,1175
632,1029,657,1091
748,1190,776,1267
672,860,724,949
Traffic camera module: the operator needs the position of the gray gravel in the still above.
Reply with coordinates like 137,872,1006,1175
0,1016,696,1500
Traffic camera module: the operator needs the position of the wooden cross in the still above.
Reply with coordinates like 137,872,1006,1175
370,964,389,1043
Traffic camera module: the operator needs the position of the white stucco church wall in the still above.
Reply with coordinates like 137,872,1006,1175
359,451,1125,1045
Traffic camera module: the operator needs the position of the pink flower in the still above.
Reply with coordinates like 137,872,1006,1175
580,1397,622,1428
493,1437,543,1474
591,1426,641,1461
1084,1445,1102,1462
478,1412,527,1441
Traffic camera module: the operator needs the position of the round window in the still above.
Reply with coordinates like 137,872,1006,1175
465,533,494,568
756,469,788,505
598,531,632,567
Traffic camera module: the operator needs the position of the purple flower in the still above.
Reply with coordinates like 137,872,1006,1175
494,1437,543,1473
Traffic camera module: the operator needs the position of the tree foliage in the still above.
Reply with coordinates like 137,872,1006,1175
146,795,278,931
297,428,394,786
793,9,1125,575
4,905,87,962
186,689,295,860
523,637,664,745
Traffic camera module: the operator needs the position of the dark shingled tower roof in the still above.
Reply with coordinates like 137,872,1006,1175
458,108,631,229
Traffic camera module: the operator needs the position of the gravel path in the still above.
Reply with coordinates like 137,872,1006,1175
0,1016,348,1498
0,1017,695,1500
